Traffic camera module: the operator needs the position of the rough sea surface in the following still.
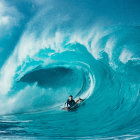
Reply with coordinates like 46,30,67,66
0,0,140,139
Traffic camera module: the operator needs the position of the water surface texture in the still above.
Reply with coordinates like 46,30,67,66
0,0,140,139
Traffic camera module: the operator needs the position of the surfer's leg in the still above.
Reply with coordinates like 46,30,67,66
78,98,84,103
76,98,85,103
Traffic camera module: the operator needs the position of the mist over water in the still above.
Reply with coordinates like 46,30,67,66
0,0,140,139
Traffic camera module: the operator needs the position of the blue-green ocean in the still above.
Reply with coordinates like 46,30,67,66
0,0,140,139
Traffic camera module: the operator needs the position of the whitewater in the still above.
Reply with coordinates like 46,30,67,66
0,0,140,139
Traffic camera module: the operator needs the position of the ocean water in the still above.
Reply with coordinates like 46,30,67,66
0,0,140,139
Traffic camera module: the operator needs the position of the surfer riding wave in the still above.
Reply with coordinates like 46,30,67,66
62,95,84,110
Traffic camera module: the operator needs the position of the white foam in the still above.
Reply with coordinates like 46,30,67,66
104,37,115,60
119,48,133,64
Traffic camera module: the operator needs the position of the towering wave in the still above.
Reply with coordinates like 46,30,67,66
0,0,140,139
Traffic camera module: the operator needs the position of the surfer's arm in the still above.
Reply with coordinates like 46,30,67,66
66,100,69,107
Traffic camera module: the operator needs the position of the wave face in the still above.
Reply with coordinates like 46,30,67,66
0,0,140,139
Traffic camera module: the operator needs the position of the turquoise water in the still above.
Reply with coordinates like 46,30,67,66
0,0,140,139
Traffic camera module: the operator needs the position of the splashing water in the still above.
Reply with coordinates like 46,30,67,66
0,0,140,139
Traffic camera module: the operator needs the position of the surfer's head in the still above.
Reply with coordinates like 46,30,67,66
69,95,73,101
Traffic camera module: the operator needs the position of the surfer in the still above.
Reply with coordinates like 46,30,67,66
63,95,84,110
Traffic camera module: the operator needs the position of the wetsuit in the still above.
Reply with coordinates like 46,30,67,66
67,99,76,108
